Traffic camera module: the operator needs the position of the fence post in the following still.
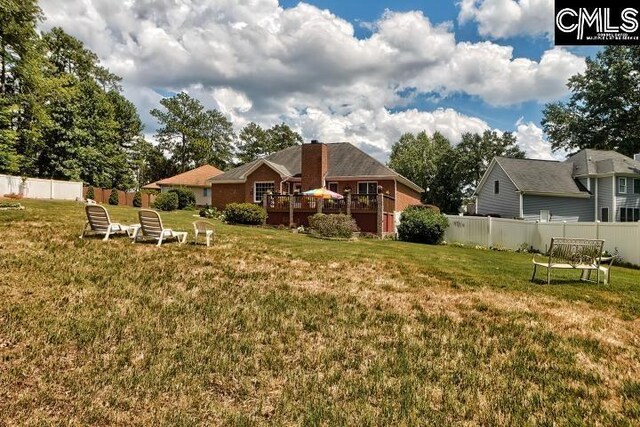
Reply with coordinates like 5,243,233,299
563,221,567,238
487,216,493,248
596,220,599,239
289,196,294,227
346,193,351,216
377,193,384,237
50,179,54,199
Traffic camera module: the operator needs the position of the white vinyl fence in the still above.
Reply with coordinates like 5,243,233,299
445,215,640,266
0,174,83,200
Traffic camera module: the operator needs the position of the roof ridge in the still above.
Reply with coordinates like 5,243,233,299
497,156,561,163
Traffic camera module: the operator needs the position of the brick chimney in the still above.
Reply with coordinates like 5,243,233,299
301,140,328,191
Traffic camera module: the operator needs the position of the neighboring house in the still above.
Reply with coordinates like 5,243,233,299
476,149,640,222
143,164,223,206
209,141,423,230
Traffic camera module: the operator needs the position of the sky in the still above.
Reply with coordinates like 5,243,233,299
37,0,601,163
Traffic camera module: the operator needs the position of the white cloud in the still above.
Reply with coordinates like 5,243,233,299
37,0,584,160
458,0,554,39
514,119,566,160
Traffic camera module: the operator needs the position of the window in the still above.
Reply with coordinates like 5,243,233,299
539,210,550,223
254,182,274,203
494,180,500,194
357,181,378,194
620,207,640,222
293,183,302,194
618,177,627,194
203,187,209,197
634,179,640,194
601,207,609,222
327,182,338,193
282,182,290,194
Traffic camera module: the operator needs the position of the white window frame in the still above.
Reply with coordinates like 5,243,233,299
539,210,550,223
327,182,339,193
618,177,627,194
357,181,378,194
281,182,290,194
253,181,275,203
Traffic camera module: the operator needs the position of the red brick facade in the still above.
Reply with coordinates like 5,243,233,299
210,142,423,215
395,182,422,211
301,142,328,191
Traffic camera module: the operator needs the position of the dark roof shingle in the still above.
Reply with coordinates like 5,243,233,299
496,157,588,195
211,143,422,190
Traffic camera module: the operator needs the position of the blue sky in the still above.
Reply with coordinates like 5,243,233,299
39,0,600,161
279,0,599,132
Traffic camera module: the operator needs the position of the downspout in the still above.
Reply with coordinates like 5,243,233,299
612,174,616,222
594,178,598,221
519,192,524,218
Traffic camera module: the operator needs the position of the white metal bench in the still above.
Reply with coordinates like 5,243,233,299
531,238,610,285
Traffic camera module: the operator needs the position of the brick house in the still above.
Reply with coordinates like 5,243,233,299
143,164,223,206
209,141,423,233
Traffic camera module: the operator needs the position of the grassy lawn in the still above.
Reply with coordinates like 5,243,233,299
1,199,640,425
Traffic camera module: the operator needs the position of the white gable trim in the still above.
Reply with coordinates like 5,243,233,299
475,158,521,196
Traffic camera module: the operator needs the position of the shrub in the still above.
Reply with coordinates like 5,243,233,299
398,205,449,244
223,203,267,225
108,189,119,205
308,213,358,239
133,191,142,208
168,187,196,210
408,204,441,214
153,192,179,211
85,185,95,200
199,205,223,220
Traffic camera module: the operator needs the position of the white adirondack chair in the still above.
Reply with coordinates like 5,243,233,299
193,220,215,246
80,204,130,241
133,209,187,247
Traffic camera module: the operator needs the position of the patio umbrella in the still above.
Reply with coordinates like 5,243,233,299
301,187,344,199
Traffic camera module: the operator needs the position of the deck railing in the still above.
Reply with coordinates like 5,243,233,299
263,192,397,237
264,193,385,213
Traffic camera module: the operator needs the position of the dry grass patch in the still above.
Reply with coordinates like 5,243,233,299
1,200,640,425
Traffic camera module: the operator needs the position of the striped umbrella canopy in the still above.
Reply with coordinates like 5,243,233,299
301,187,344,199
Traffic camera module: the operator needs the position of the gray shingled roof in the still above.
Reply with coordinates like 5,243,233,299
495,157,588,196
565,149,640,175
211,143,422,190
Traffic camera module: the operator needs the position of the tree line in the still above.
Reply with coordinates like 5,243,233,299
0,0,302,190
3,0,638,202
388,130,524,213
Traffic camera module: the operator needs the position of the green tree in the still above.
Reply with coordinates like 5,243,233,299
265,122,302,153
455,130,524,195
237,122,267,164
236,122,302,164
542,46,640,157
150,92,234,171
388,131,450,194
0,0,42,174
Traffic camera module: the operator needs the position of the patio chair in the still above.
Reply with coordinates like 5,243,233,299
193,220,215,246
133,209,188,247
80,204,130,241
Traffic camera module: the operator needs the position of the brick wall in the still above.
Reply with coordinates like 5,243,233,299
395,182,422,211
211,183,246,210
244,164,283,202
301,142,328,191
